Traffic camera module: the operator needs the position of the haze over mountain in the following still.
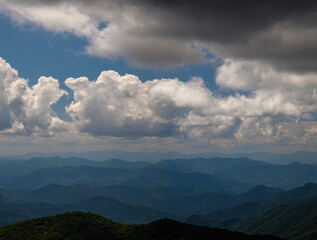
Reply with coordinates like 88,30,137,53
1,156,317,191
0,164,252,193
0,155,316,227
2,150,317,164
0,155,315,239
0,196,174,225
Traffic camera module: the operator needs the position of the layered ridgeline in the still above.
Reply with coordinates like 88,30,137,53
1,182,314,225
0,196,175,226
0,156,316,239
0,156,317,190
2,150,317,164
0,212,283,240
186,183,317,240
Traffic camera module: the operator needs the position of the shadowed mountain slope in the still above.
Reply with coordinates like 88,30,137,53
232,198,317,240
185,183,317,228
0,196,173,226
0,212,284,240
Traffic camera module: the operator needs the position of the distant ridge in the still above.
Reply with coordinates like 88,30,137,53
2,150,317,164
0,156,317,190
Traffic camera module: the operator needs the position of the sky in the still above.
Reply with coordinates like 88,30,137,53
0,0,316,155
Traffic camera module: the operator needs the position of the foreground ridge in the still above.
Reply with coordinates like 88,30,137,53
0,212,284,240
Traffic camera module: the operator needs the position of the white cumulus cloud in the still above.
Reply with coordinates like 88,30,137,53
1,56,317,151
65,71,213,137
64,66,317,147
0,57,67,135
216,59,317,114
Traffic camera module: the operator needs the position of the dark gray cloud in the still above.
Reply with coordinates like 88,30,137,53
133,0,317,72
138,0,316,40
3,0,317,71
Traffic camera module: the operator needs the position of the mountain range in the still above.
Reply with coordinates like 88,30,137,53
2,150,317,164
0,155,316,239
1,156,317,190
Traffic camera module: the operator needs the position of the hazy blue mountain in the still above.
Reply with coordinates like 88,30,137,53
2,150,317,164
272,182,317,203
0,165,251,192
153,192,238,217
238,185,285,202
1,156,317,190
0,183,289,219
0,166,133,190
0,196,174,226
153,185,284,217
1,150,186,162
120,167,252,193
1,180,316,232
186,183,317,230
66,196,175,224
201,151,317,165
98,158,151,169
0,157,93,176
154,158,317,189
0,184,205,206
186,202,274,228
0,157,150,177
0,189,14,203
241,151,317,165
0,212,283,240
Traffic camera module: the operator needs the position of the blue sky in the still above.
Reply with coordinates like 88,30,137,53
0,0,316,155
0,14,220,120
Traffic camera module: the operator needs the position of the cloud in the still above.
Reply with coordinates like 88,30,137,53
213,58,317,146
64,65,317,147
65,71,213,137
0,56,316,151
0,57,67,135
1,0,317,71
216,59,317,114
0,0,316,153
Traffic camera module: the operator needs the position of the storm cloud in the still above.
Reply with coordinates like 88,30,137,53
1,0,317,71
